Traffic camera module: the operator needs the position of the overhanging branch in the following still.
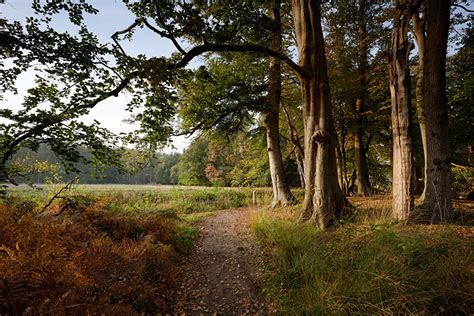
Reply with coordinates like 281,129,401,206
175,42,309,78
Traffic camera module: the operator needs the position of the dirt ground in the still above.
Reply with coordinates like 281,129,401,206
170,207,266,315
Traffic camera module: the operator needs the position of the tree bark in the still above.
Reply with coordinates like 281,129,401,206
354,0,372,196
387,2,417,221
418,0,452,221
265,0,296,208
293,0,347,229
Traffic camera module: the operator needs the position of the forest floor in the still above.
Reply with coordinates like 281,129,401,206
169,207,267,315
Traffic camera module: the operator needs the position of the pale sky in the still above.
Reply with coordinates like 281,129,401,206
1,0,194,152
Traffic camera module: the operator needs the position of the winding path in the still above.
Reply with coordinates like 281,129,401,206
171,207,266,315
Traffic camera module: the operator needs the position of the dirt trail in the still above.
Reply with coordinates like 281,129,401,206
171,207,266,315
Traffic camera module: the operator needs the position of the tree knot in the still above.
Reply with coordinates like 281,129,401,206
312,129,330,144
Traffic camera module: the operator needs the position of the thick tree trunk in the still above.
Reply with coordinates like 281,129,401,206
354,0,372,196
412,10,428,200
265,0,296,208
387,3,416,221
293,0,347,229
418,0,452,221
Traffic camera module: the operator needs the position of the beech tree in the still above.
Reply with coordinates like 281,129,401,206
293,0,348,227
264,0,296,207
387,0,420,220
387,0,465,221
176,1,296,207
412,0,453,221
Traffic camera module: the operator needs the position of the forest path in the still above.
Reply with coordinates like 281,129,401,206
171,207,267,315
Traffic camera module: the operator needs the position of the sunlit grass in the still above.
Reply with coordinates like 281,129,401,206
252,198,474,315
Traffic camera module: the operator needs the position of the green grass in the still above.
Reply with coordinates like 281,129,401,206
4,185,249,215
253,211,473,315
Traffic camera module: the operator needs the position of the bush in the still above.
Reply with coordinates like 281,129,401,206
0,201,178,314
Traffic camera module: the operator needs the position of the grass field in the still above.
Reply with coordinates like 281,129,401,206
252,196,474,314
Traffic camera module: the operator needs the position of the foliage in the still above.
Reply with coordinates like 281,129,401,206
447,26,474,167
177,54,268,136
0,3,129,182
175,136,210,186
0,197,177,314
8,145,180,185
155,152,181,185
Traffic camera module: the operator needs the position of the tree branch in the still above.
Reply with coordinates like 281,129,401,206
175,42,309,78
111,19,142,55
142,19,186,55
152,0,187,55
452,3,473,13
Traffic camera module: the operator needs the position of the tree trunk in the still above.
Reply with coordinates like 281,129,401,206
335,137,345,193
412,10,428,200
418,0,452,221
265,0,296,208
387,2,416,221
354,0,372,196
354,100,371,196
295,151,305,189
341,129,350,196
293,0,347,229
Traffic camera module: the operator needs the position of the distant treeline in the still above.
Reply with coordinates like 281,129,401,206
10,134,303,188
11,145,181,185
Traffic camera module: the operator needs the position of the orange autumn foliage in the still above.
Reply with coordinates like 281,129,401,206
0,201,178,315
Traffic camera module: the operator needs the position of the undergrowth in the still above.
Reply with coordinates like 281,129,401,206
253,203,474,315
0,186,249,314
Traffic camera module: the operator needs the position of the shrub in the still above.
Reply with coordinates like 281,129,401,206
0,202,177,314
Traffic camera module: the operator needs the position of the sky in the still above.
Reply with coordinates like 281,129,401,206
1,0,194,152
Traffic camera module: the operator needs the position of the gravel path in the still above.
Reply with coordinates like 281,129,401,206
171,207,266,315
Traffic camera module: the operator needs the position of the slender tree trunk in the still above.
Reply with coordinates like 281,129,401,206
412,10,428,200
335,138,345,193
341,130,350,195
354,0,372,196
418,0,452,221
387,2,417,221
265,0,296,208
295,151,305,189
293,0,347,229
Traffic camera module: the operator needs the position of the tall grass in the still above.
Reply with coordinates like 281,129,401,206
253,209,473,315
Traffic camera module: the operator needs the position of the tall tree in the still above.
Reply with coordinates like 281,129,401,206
387,0,420,220
265,0,296,207
293,0,348,228
412,7,429,199
353,0,372,196
416,0,453,221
